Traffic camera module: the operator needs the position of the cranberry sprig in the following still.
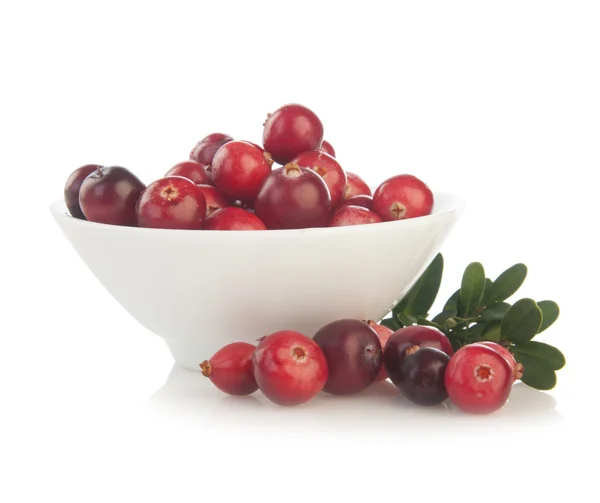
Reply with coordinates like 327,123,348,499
380,254,565,391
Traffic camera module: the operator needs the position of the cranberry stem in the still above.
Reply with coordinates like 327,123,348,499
199,360,212,377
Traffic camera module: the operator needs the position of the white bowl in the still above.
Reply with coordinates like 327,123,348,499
51,193,464,370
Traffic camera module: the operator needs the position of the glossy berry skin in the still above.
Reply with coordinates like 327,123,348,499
344,172,372,199
366,320,393,382
319,140,335,157
291,150,347,207
64,164,102,219
253,330,328,406
254,163,332,230
136,176,206,229
475,341,523,381
340,195,373,210
203,207,266,230
212,141,272,202
79,166,145,226
397,348,450,405
373,174,434,221
196,184,230,216
165,160,212,185
330,205,382,227
200,342,258,396
313,319,382,395
445,344,513,414
262,104,324,165
189,133,233,166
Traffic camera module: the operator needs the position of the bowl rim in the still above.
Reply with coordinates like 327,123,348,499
50,192,465,235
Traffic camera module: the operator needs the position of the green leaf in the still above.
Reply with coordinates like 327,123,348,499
515,355,558,390
479,302,511,322
511,341,566,370
380,317,401,331
450,339,464,352
485,263,527,305
501,298,543,344
464,322,488,342
443,289,460,315
537,300,560,333
393,253,444,319
397,313,417,327
417,318,443,330
483,324,502,342
431,310,457,325
460,262,486,316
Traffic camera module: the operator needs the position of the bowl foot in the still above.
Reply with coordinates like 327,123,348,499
164,340,215,372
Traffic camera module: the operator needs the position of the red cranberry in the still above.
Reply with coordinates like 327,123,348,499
475,341,523,381
79,166,145,226
212,141,272,202
64,164,102,219
313,319,382,395
136,176,206,229
165,160,212,185
291,150,347,207
445,344,513,414
330,205,382,227
262,104,324,164
242,141,265,152
344,172,372,199
372,174,434,221
189,133,233,166
340,195,373,210
254,163,332,229
200,342,258,396
319,140,335,157
397,347,450,406
203,207,266,230
196,184,229,216
366,320,393,382
253,330,328,406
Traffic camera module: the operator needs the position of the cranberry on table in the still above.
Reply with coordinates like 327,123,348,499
212,141,273,202
372,174,434,221
136,176,206,230
165,160,212,185
203,207,266,230
253,330,328,406
475,341,523,381
340,194,373,210
445,344,513,414
262,104,324,165
189,133,233,166
64,164,102,219
330,205,382,227
313,319,382,395
79,166,145,226
196,184,230,217
366,320,394,382
291,150,347,207
319,140,335,157
200,342,258,396
344,172,372,199
254,163,332,230
396,347,450,405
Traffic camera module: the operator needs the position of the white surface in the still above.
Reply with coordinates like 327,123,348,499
1,0,599,501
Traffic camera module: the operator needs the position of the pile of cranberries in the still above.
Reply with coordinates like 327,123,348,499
64,104,434,230
201,321,522,414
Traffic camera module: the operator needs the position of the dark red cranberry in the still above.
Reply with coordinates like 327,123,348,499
372,174,434,221
366,320,393,382
136,176,206,229
262,104,324,164
212,141,272,202
475,341,523,381
319,140,335,157
64,164,102,219
445,344,513,414
79,166,145,226
200,342,258,396
313,319,382,395
196,184,230,216
165,160,212,185
189,133,233,166
254,163,332,229
330,205,382,227
396,348,450,405
340,194,373,210
253,330,328,406
344,172,372,199
291,150,347,207
203,207,266,230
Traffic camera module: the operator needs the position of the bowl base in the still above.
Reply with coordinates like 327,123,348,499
165,340,212,371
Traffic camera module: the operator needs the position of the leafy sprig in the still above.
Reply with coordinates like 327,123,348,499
380,254,565,390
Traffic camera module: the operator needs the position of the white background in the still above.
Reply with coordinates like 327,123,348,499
1,0,599,501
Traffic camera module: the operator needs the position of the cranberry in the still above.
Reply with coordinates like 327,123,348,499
165,160,212,185
366,320,393,382
212,141,272,202
254,163,332,229
475,341,523,381
291,150,347,207
196,184,230,216
189,133,233,166
203,207,266,230
340,195,373,210
319,140,336,157
136,176,206,229
262,104,324,164
253,330,328,406
344,172,372,199
372,174,434,221
445,344,513,414
79,166,145,226
64,164,102,219
313,319,382,395
330,205,382,227
200,342,258,396
397,347,450,406
242,141,265,152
